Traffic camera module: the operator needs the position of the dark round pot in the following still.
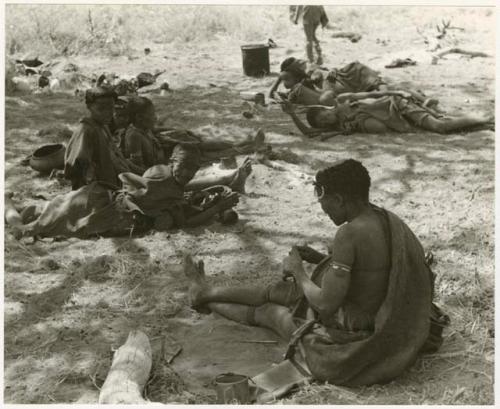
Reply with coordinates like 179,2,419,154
29,143,66,173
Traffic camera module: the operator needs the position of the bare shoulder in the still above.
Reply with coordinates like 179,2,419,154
335,220,366,241
330,224,356,266
332,223,358,248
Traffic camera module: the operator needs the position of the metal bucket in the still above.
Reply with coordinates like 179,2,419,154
241,44,270,77
214,373,250,404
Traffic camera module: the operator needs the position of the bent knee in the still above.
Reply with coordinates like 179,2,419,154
255,303,296,339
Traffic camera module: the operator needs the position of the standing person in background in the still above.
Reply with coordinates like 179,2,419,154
291,5,329,65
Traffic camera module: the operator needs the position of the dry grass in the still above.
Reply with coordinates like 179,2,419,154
6,5,293,57
6,5,493,58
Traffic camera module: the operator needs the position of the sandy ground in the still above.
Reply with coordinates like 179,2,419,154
4,8,495,404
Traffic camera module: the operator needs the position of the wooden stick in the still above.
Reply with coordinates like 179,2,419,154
99,330,156,404
166,345,183,364
237,340,279,345
433,48,491,65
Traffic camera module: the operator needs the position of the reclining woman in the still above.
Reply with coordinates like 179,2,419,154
269,58,439,111
183,159,448,386
5,145,240,239
121,96,265,190
281,90,493,137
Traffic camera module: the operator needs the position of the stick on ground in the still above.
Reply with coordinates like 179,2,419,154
432,48,491,64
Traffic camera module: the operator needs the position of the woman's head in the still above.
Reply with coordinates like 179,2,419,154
171,144,201,185
280,58,307,89
280,71,302,89
314,160,371,225
113,98,131,130
85,87,117,125
128,96,157,130
306,107,338,129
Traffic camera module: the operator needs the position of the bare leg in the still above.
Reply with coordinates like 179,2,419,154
378,83,441,111
208,302,297,341
183,254,297,340
184,157,252,193
407,111,494,133
312,24,322,65
304,23,315,63
199,129,265,152
184,253,268,306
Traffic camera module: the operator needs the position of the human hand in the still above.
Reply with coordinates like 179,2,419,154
282,246,304,279
216,192,239,211
280,100,295,114
396,91,412,99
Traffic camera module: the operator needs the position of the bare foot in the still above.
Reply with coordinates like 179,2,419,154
183,254,211,313
228,157,253,194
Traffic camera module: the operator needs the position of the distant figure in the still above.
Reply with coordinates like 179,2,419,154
290,5,329,65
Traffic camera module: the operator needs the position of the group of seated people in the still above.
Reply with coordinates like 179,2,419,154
5,57,465,391
6,87,261,239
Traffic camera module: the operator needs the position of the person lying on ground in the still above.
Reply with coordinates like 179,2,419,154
269,59,439,111
268,57,323,100
281,92,493,137
121,96,267,171
64,87,144,190
183,159,448,386
5,145,246,239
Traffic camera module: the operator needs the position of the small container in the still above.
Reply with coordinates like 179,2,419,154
214,373,250,404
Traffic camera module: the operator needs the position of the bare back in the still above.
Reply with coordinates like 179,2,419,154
329,206,391,330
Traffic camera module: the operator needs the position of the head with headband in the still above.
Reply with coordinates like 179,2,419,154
85,86,117,125
314,159,371,225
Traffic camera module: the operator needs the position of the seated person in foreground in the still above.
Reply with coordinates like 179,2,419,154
184,159,448,386
5,145,246,239
281,91,493,137
121,96,267,172
64,87,144,190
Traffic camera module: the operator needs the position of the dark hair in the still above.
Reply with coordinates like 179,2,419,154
114,97,130,112
85,86,117,107
280,57,297,72
171,144,201,167
280,57,307,81
306,107,326,129
127,96,154,124
315,159,371,202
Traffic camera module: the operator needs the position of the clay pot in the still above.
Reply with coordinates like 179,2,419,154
29,143,66,173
